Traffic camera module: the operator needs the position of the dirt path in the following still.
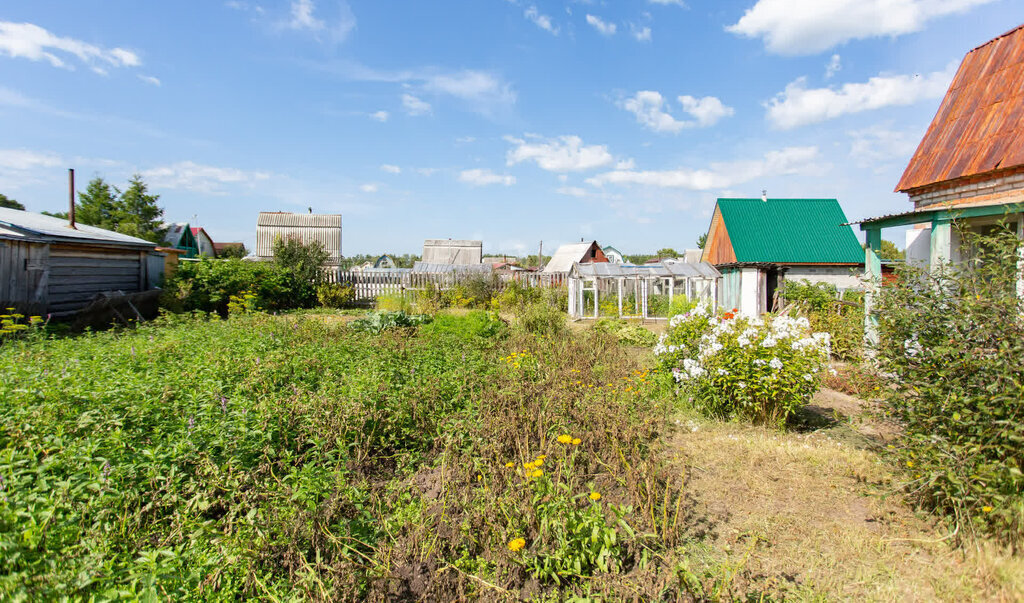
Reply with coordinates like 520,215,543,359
664,389,1024,601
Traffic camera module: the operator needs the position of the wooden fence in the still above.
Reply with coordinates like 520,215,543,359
324,269,566,301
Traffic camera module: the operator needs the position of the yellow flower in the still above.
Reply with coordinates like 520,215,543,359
571,438,581,446
477,474,482,482
906,460,914,468
531,469,543,478
505,462,514,468
589,491,601,501
557,434,573,445
524,461,535,470
536,454,547,460
508,538,526,552
982,506,993,513
534,457,544,467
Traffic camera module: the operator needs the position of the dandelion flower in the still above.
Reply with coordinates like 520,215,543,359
505,462,514,468
531,469,543,478
589,492,601,501
536,454,547,460
982,506,993,513
571,438,581,446
508,538,526,552
557,434,573,444
477,474,482,482
534,457,544,467
524,461,535,470
906,460,914,468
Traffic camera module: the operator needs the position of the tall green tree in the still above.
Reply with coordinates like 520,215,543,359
880,240,905,261
0,193,24,210
696,233,707,249
116,174,166,243
655,247,680,258
76,177,120,230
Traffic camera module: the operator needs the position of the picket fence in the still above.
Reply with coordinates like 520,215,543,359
324,269,566,301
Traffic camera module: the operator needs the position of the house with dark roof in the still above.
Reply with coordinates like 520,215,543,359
858,24,1024,277
700,198,864,316
162,223,199,258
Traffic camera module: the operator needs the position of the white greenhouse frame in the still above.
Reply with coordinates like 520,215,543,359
566,261,720,320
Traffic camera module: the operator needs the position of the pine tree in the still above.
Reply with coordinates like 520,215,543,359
116,174,166,243
0,193,24,210
76,177,120,230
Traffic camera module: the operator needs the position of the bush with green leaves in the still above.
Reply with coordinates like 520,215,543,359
781,280,864,361
316,282,354,308
656,302,831,425
874,222,1023,546
348,310,432,334
163,258,296,315
271,237,330,307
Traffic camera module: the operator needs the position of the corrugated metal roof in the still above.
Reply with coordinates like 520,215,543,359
257,212,342,227
571,261,720,279
896,24,1024,192
411,262,492,274
0,207,156,248
715,199,863,264
544,241,600,273
421,239,483,265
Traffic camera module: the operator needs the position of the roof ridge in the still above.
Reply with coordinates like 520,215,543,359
968,22,1024,53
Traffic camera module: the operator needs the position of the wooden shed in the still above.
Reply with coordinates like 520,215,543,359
0,208,162,316
422,239,483,265
256,212,343,265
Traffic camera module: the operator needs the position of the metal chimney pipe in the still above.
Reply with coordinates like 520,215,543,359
68,168,76,229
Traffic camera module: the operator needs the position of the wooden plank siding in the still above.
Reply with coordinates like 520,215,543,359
45,244,146,315
0,239,48,314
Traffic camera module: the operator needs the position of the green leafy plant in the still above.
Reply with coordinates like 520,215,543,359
781,280,864,361
348,310,432,333
874,222,1023,546
316,282,354,308
656,303,831,425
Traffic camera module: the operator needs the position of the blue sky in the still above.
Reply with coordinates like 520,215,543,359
1,0,1022,256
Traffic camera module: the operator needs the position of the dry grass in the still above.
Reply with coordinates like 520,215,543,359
665,392,1024,601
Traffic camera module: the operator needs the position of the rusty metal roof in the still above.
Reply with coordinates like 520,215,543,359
896,23,1024,192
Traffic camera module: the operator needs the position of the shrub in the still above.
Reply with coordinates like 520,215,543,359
271,237,330,307
494,281,542,313
516,301,566,336
316,283,354,308
874,223,1023,546
163,258,296,316
781,280,864,361
656,303,831,425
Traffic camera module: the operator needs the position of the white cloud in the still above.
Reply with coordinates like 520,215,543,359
359,183,378,193
459,168,515,186
138,74,161,86
380,164,401,174
0,148,62,170
402,93,432,116
766,65,954,129
727,0,996,55
620,90,734,133
524,6,559,34
585,14,617,36
649,0,686,5
0,21,141,72
557,186,588,197
415,168,437,176
586,146,822,190
283,0,355,42
423,70,516,111
849,124,920,167
825,54,841,79
505,135,615,172
630,24,652,41
141,161,270,194
369,110,389,122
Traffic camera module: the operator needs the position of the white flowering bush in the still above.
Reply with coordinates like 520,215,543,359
655,303,832,425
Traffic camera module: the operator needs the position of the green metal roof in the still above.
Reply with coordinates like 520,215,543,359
717,198,863,264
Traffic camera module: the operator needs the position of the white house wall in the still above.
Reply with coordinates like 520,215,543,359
784,266,863,290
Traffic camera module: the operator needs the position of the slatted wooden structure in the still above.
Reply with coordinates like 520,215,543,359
325,264,567,301
0,208,161,316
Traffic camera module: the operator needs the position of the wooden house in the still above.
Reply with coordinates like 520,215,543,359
858,24,1024,282
422,239,482,265
601,245,625,264
543,241,608,274
256,212,343,265
162,223,199,258
700,198,864,316
0,207,162,316
190,227,216,257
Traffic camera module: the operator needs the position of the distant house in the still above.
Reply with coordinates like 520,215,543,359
858,24,1024,283
162,223,199,258
256,212,343,265
190,227,216,257
422,239,482,265
602,245,625,264
543,241,608,273
700,198,864,316
374,254,396,269
0,207,162,316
